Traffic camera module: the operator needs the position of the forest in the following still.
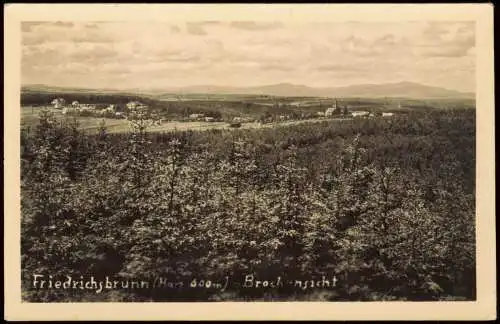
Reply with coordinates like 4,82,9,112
20,107,476,302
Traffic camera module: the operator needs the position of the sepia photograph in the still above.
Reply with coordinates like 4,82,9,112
4,3,495,321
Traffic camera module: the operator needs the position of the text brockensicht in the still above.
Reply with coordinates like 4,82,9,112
30,274,339,294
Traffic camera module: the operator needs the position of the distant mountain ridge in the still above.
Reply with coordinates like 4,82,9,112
22,81,474,99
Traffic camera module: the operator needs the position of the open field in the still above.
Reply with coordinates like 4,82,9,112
21,89,475,124
21,90,475,133
21,106,351,134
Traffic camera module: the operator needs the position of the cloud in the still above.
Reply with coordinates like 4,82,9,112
229,21,283,31
22,42,121,72
415,21,475,57
340,36,380,57
170,25,181,33
59,62,94,75
195,21,221,27
53,21,74,28
20,21,476,92
373,34,397,46
258,63,295,72
84,23,100,29
67,45,119,63
21,21,74,34
100,64,131,75
337,33,409,58
22,45,63,66
73,33,116,44
151,53,201,63
417,44,473,58
186,22,207,36
22,22,117,45
314,64,367,73
21,22,44,33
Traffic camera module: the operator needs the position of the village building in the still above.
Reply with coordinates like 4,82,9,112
71,101,79,107
351,111,370,118
189,113,205,120
240,117,255,123
80,104,96,111
105,104,116,112
382,112,394,117
325,99,343,117
62,107,77,115
204,117,215,122
51,98,66,109
325,107,336,117
126,101,139,110
325,99,337,117
126,101,148,111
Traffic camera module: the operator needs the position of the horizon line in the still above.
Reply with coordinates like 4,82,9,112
21,80,475,94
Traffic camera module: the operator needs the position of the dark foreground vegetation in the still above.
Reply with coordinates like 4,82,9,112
21,108,475,301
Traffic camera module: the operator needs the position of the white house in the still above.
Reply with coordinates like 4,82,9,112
325,107,336,117
126,101,138,110
325,99,339,117
80,104,95,111
189,113,205,120
382,112,394,117
351,111,370,117
127,101,147,111
316,111,325,117
51,98,66,109
205,117,215,122
62,107,77,115
105,104,116,112
71,101,79,107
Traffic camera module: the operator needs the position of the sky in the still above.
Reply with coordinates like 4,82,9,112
21,20,476,92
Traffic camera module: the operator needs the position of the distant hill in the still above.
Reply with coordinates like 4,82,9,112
320,82,475,99
165,82,474,99
22,81,474,99
21,84,143,96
